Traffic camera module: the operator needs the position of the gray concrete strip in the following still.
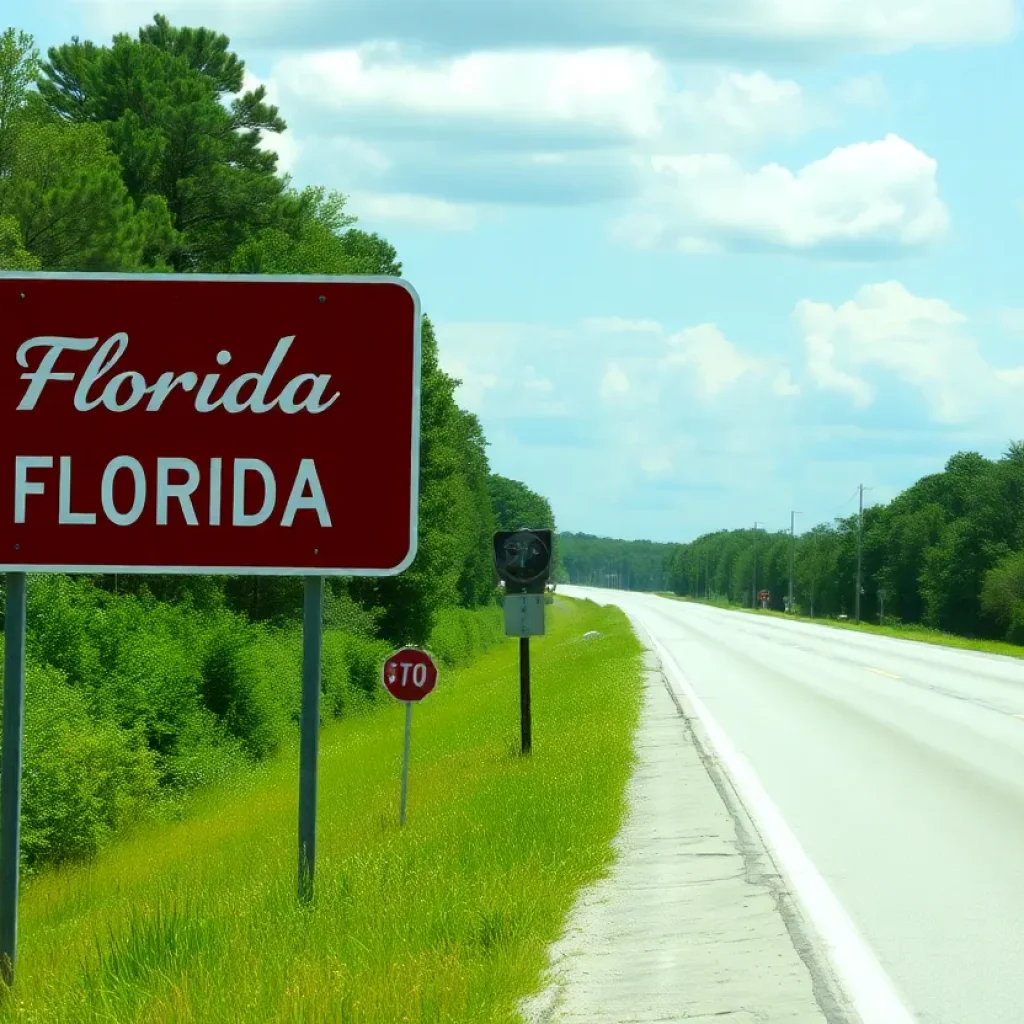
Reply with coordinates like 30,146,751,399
521,649,849,1024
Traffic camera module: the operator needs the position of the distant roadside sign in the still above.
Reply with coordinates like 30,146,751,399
759,590,770,601
504,593,545,637
382,648,438,703
493,528,553,593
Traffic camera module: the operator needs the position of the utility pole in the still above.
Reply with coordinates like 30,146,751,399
855,484,864,623
751,522,764,607
807,530,816,617
789,511,800,614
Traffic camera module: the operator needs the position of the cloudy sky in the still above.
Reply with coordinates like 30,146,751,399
19,1,1024,542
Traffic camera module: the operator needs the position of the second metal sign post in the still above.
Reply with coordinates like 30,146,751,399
493,528,553,756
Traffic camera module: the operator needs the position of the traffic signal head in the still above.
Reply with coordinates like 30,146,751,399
493,529,553,592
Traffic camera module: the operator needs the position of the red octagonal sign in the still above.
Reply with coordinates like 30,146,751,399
0,272,421,575
382,648,438,703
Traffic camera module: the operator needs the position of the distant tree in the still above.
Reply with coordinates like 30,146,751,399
0,215,39,269
37,16,288,271
0,27,39,176
2,120,176,270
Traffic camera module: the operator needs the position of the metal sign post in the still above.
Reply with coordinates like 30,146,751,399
519,637,532,755
298,576,323,904
382,648,438,826
493,529,552,758
399,702,413,826
0,572,26,987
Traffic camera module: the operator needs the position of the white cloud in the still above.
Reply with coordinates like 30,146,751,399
641,452,674,477
274,47,669,144
582,317,664,334
432,313,809,527
250,44,838,216
620,134,948,255
666,324,761,395
600,363,631,398
795,281,1024,425
169,37,948,253
347,191,483,230
524,368,555,393
838,74,888,109
674,70,815,147
435,322,573,418
269,46,813,155
802,332,874,408
74,0,1017,58
772,368,802,397
996,308,1024,336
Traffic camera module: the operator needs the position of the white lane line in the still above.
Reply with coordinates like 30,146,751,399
640,623,917,1024
869,668,902,680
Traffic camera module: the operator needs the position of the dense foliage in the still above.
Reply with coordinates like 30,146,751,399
0,18,554,870
558,532,674,590
663,445,1024,643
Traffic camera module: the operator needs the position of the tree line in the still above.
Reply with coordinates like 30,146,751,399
664,445,1024,643
558,532,675,591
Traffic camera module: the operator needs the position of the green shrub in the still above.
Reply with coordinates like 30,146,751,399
334,634,392,698
320,629,381,718
18,657,159,869
428,609,468,666
200,621,298,760
157,717,248,793
1007,600,1024,645
12,575,509,872
26,574,104,688
429,605,505,667
87,595,210,758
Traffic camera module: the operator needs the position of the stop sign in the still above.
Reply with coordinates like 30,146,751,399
382,648,438,702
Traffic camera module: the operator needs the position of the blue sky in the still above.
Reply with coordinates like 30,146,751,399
14,1,1024,542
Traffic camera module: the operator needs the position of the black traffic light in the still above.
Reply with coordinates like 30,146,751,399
493,529,553,593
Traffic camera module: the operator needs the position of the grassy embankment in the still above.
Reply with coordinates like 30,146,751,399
657,592,1024,660
2,596,643,1024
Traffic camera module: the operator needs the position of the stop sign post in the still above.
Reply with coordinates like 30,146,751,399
0,271,422,976
382,648,438,826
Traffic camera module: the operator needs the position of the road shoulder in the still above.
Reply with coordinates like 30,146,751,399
521,646,851,1024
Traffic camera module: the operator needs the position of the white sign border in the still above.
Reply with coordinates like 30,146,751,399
0,271,422,577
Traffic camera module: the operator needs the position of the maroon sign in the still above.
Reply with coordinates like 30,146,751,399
0,273,420,574
758,590,770,601
382,648,438,703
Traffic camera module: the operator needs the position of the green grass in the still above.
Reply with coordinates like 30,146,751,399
664,593,1024,660
1,597,643,1024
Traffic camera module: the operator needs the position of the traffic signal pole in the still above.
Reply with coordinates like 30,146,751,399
519,638,532,755
493,529,551,758
855,484,864,623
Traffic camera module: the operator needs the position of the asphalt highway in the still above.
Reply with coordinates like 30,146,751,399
562,586,1024,1024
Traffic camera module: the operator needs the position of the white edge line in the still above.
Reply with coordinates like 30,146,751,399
641,625,917,1024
